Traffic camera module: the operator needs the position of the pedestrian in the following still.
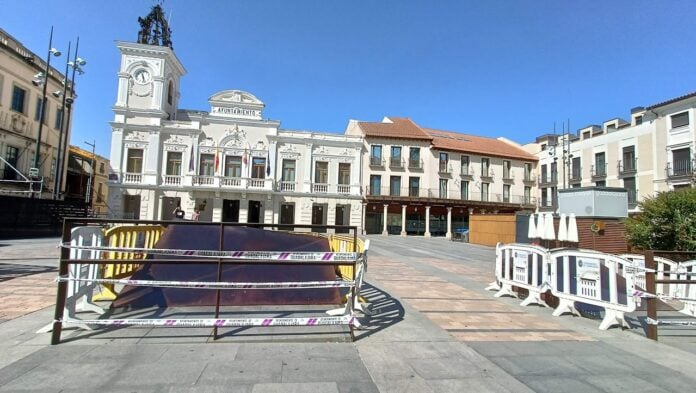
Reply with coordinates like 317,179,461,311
192,208,200,221
173,205,185,220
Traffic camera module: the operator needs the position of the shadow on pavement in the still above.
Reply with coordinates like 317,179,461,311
0,263,57,282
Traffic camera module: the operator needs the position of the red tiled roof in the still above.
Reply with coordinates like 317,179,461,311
357,117,433,141
423,128,538,161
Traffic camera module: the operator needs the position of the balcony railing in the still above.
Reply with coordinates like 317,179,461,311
569,169,582,182
591,164,607,179
312,183,329,193
389,157,404,169
123,172,142,184
538,172,558,185
438,163,452,174
502,170,514,181
370,156,385,167
248,178,269,189
408,158,423,169
193,175,215,186
480,168,494,179
618,159,637,177
666,160,694,179
278,181,296,192
163,174,182,185
337,184,351,194
627,189,637,207
460,167,474,178
523,173,536,183
363,186,536,206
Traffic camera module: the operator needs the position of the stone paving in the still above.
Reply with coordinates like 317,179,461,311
1,235,696,392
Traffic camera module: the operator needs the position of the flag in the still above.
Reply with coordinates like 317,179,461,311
188,141,195,172
266,153,271,177
242,145,248,166
214,144,220,174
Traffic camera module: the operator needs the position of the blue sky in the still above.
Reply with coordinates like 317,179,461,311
4,0,696,157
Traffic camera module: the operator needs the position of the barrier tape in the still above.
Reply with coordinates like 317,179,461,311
60,243,360,262
632,289,696,301
59,315,356,327
56,276,355,289
646,317,696,326
624,266,696,275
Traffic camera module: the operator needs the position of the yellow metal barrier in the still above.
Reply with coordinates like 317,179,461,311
328,234,365,281
92,225,164,301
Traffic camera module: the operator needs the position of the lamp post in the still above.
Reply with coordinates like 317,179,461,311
52,41,71,200
84,139,96,208
32,27,61,197
55,37,86,200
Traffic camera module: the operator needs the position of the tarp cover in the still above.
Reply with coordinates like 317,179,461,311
111,225,341,308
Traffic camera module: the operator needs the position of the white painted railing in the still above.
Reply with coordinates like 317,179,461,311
337,184,350,194
220,177,242,187
279,181,296,192
123,173,142,184
193,175,215,186
162,175,182,186
312,183,329,193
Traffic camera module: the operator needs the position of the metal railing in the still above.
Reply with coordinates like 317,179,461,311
665,160,694,178
389,157,403,168
591,164,607,179
569,169,582,182
369,156,385,167
618,159,637,176
538,172,558,185
438,163,452,174
408,158,423,169
523,173,536,183
480,168,494,178
502,170,514,181
363,186,536,205
460,167,474,177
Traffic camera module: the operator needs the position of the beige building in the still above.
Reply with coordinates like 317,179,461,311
525,92,695,212
0,28,72,197
66,145,110,215
345,117,538,237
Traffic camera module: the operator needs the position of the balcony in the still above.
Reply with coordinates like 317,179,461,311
389,157,404,169
278,181,296,192
460,167,474,178
369,156,385,167
438,163,452,174
220,177,242,187
408,158,423,170
538,172,558,186
123,173,142,184
480,169,494,179
627,189,638,208
666,160,694,180
502,170,514,182
569,169,582,183
363,186,536,206
312,183,329,193
523,173,536,184
337,184,351,194
591,164,607,179
162,175,182,186
618,159,637,177
193,175,215,186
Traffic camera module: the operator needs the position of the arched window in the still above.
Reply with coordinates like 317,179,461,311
167,80,173,105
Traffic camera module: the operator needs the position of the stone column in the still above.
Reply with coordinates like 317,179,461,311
424,205,431,237
361,203,367,235
382,204,389,235
401,205,407,236
446,207,452,239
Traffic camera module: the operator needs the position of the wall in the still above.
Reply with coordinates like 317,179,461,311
469,214,516,246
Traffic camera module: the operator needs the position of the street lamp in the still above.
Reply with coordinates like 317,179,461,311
84,140,96,208
33,27,61,187
54,37,86,200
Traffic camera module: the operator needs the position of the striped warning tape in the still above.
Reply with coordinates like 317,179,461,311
59,315,356,327
60,243,360,262
56,276,354,289
646,317,696,326
632,289,696,301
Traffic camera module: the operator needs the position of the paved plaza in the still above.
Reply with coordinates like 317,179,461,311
1,236,696,392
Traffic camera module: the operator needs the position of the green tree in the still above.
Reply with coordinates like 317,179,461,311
624,188,696,251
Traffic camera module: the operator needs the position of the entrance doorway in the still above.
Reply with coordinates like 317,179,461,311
123,195,141,219
222,199,239,222
248,200,262,223
335,204,350,233
161,197,181,220
312,203,327,233
280,203,295,225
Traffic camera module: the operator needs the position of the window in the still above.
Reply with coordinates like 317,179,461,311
280,203,295,224
199,153,214,176
541,144,547,151
541,187,548,206
281,159,295,182
126,149,144,173
35,97,42,121
461,155,470,175
594,152,606,176
503,160,511,179
622,146,636,172
3,145,19,180
624,177,637,205
97,183,104,203
225,156,242,177
524,163,533,181
251,157,266,179
167,81,174,105
635,115,643,125
99,162,105,174
671,111,689,129
409,177,419,197
503,184,510,202
550,162,557,181
409,147,421,168
338,163,350,185
571,157,581,180
481,182,489,202
524,186,531,204
596,180,606,187
54,108,63,129
314,161,328,183
439,152,449,172
166,152,182,175
390,176,401,196
11,86,26,113
672,148,692,176
439,179,448,198
460,180,469,200
370,175,381,195
582,131,591,139
390,146,402,167
481,157,490,177
370,145,382,166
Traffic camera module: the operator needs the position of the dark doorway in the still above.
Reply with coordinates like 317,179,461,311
161,197,181,220
248,200,261,223
222,199,239,222
123,195,141,219
280,203,295,225
335,204,349,233
312,203,327,233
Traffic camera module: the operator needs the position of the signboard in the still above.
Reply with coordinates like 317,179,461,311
577,257,600,279
513,250,529,268
28,167,39,178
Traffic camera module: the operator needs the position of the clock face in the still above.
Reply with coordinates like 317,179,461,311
133,69,151,84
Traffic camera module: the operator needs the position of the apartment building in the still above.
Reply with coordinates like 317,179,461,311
345,117,538,237
107,40,364,228
525,92,696,212
65,145,110,215
0,28,72,197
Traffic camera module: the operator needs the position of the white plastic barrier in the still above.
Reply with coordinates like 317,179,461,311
485,243,503,291
620,254,679,306
327,239,371,316
674,260,696,317
492,243,550,307
550,249,636,330
38,226,105,333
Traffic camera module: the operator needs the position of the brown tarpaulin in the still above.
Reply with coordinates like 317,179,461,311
111,225,341,308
